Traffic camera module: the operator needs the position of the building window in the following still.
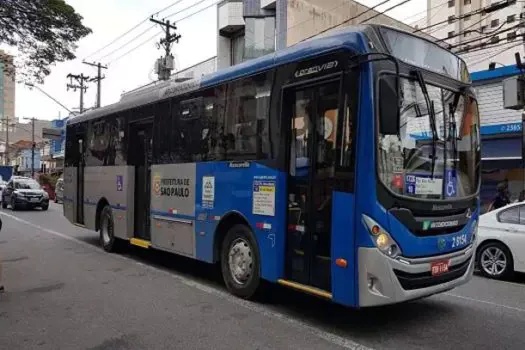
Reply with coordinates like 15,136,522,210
507,14,516,23
491,36,500,44
244,17,276,61
491,19,499,27
464,0,471,4
507,32,517,42
448,0,455,8
481,25,487,32
448,15,455,24
448,31,455,38
464,31,471,37
464,14,471,21
231,33,245,66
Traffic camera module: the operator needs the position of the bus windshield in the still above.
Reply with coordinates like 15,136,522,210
378,77,480,200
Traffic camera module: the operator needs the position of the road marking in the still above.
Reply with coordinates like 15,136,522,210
0,212,372,350
445,293,525,313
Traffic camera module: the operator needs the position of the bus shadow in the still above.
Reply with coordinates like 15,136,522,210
260,283,455,337
77,236,455,337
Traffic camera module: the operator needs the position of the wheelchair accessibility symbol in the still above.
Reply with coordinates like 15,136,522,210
445,170,457,198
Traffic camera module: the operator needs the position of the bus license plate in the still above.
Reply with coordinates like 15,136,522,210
431,260,449,276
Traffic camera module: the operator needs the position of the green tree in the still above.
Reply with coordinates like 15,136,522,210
0,0,91,83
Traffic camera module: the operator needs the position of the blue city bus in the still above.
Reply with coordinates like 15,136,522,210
63,24,480,307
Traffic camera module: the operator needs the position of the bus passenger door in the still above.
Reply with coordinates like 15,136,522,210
76,135,86,225
285,80,344,292
130,121,153,241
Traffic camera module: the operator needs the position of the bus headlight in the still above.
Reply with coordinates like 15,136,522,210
362,215,401,258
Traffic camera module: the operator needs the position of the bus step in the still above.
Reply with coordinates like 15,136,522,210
73,223,86,228
130,238,151,249
277,279,332,299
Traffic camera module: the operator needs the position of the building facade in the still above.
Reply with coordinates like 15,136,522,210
216,0,435,70
0,50,15,125
469,64,524,212
424,0,525,71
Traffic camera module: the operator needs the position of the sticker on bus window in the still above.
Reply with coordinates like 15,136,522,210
202,176,215,209
253,180,276,216
116,175,123,192
405,175,442,195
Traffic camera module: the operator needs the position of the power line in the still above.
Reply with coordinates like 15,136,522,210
453,21,524,52
470,42,523,66
404,0,448,25
298,0,402,43
84,0,187,61
413,0,516,34
107,0,219,65
360,0,413,24
434,15,486,43
102,0,212,64
459,36,525,57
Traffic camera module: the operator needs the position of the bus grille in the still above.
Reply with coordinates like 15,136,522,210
393,259,470,290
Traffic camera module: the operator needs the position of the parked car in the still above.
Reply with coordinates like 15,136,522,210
1,177,49,211
477,203,525,279
55,177,64,203
0,180,7,193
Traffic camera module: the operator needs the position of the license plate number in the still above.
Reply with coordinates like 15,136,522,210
431,260,450,276
30,198,39,202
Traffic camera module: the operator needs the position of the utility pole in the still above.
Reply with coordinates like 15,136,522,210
4,116,10,166
23,117,36,177
150,17,181,80
66,74,90,113
83,61,107,108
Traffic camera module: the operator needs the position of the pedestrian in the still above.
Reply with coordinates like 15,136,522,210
488,183,511,212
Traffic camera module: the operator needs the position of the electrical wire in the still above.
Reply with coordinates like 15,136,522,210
453,21,524,53
469,42,523,66
413,0,515,34
107,0,220,65
360,0,413,24
403,0,448,25
298,0,401,43
84,0,187,61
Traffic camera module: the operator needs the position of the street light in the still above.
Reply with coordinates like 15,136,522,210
24,82,76,115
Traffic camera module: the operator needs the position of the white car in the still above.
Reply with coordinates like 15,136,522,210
477,202,525,279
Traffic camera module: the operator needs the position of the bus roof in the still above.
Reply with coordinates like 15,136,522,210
67,24,448,126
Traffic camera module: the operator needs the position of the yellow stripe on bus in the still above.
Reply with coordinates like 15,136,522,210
130,238,151,249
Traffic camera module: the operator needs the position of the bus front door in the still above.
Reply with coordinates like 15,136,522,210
285,80,342,292
76,135,85,225
130,121,153,241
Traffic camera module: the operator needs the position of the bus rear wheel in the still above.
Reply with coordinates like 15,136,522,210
99,206,119,252
221,224,261,299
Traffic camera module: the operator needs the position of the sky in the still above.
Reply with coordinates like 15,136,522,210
7,0,427,121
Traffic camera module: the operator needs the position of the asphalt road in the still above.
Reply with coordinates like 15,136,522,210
1,203,525,350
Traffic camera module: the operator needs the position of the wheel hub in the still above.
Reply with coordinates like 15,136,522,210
228,238,253,285
481,247,506,276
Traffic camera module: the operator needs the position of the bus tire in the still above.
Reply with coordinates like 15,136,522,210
99,206,119,253
220,224,261,299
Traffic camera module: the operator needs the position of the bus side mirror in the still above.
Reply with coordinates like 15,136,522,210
379,75,400,135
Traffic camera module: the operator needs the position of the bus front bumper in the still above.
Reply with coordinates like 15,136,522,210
357,245,475,307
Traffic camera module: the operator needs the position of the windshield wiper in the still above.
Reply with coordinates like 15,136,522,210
413,70,438,178
449,91,462,171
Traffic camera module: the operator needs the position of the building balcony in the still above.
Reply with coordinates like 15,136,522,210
218,0,245,37
261,0,276,9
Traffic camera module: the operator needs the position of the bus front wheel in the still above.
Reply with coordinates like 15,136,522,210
220,224,261,299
